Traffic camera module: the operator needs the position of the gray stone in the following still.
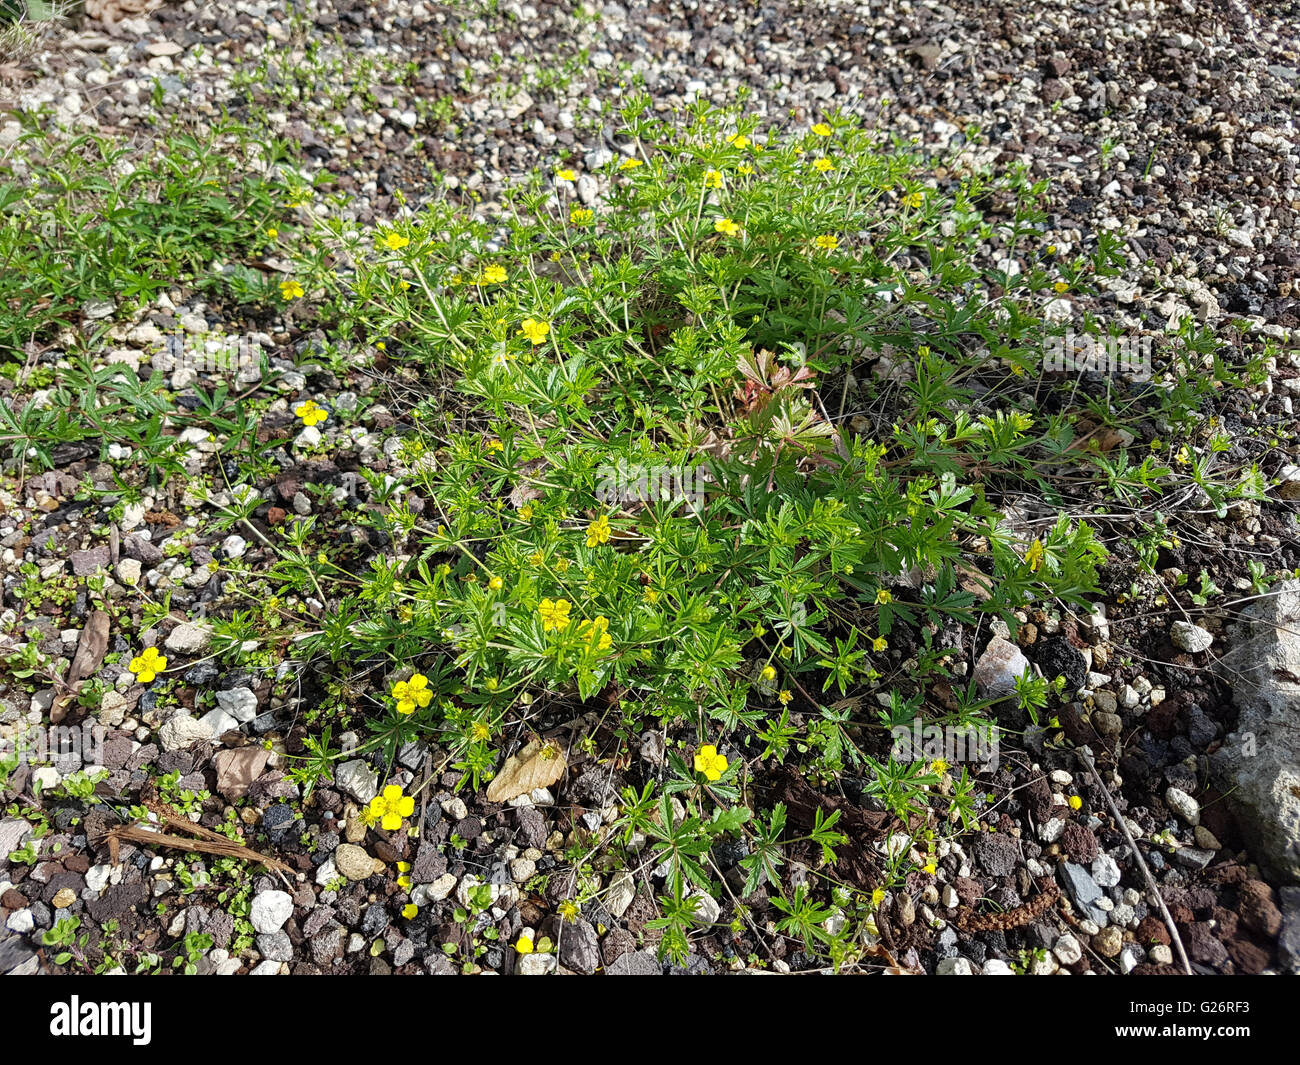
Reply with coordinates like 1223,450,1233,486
936,957,974,974
607,949,660,975
215,687,259,723
1210,581,1300,881
1171,620,1214,653
973,637,1031,699
250,889,293,934
158,713,214,751
1059,862,1108,925
558,917,600,974
256,932,293,962
1165,786,1200,826
164,622,211,654
335,759,379,804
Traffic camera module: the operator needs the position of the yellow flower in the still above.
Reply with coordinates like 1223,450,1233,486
488,576,503,592
922,862,937,875
556,168,577,182
558,899,581,923
619,157,643,170
876,589,892,605
486,438,505,452
402,903,418,919
703,169,723,189
518,318,550,345
1068,794,1083,810
814,233,838,250
903,191,924,208
578,616,613,651
585,514,611,547
871,887,887,908
480,264,507,284
369,784,415,831
760,665,776,682
813,157,834,172
518,504,534,520
778,689,792,705
397,875,412,890
471,721,492,742
294,399,327,427
737,163,754,175
693,744,729,781
515,934,535,954
528,551,544,566
1025,539,1045,572
930,758,950,775
381,231,410,251
279,279,305,300
714,217,741,236
570,206,594,224
643,587,659,604
538,597,572,632
266,227,278,238
391,673,432,715
1053,281,1069,293
728,134,750,149
872,636,888,652
128,646,167,684
811,123,832,137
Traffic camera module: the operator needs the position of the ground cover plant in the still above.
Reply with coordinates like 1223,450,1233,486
1,2,1297,980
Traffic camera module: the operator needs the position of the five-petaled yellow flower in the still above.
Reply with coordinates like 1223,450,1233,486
876,589,893,605
486,438,505,452
479,264,507,284
392,673,432,715
570,206,594,224
703,169,723,189
813,158,834,172
266,227,278,239
518,504,534,520
1068,794,1083,810
728,134,750,149
471,721,492,742
515,934,535,954
402,903,418,919
1053,281,1069,293
714,217,741,236
279,279,305,300
294,400,327,427
369,784,415,831
538,598,572,632
903,191,924,208
778,689,793,705
814,234,839,251
1025,538,1045,572
585,514,611,547
578,616,613,651
760,665,776,682
381,231,410,251
872,635,888,652
556,168,577,182
694,744,729,781
619,157,643,170
930,758,950,775
811,123,832,137
128,646,167,684
518,318,550,345
488,576,503,592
